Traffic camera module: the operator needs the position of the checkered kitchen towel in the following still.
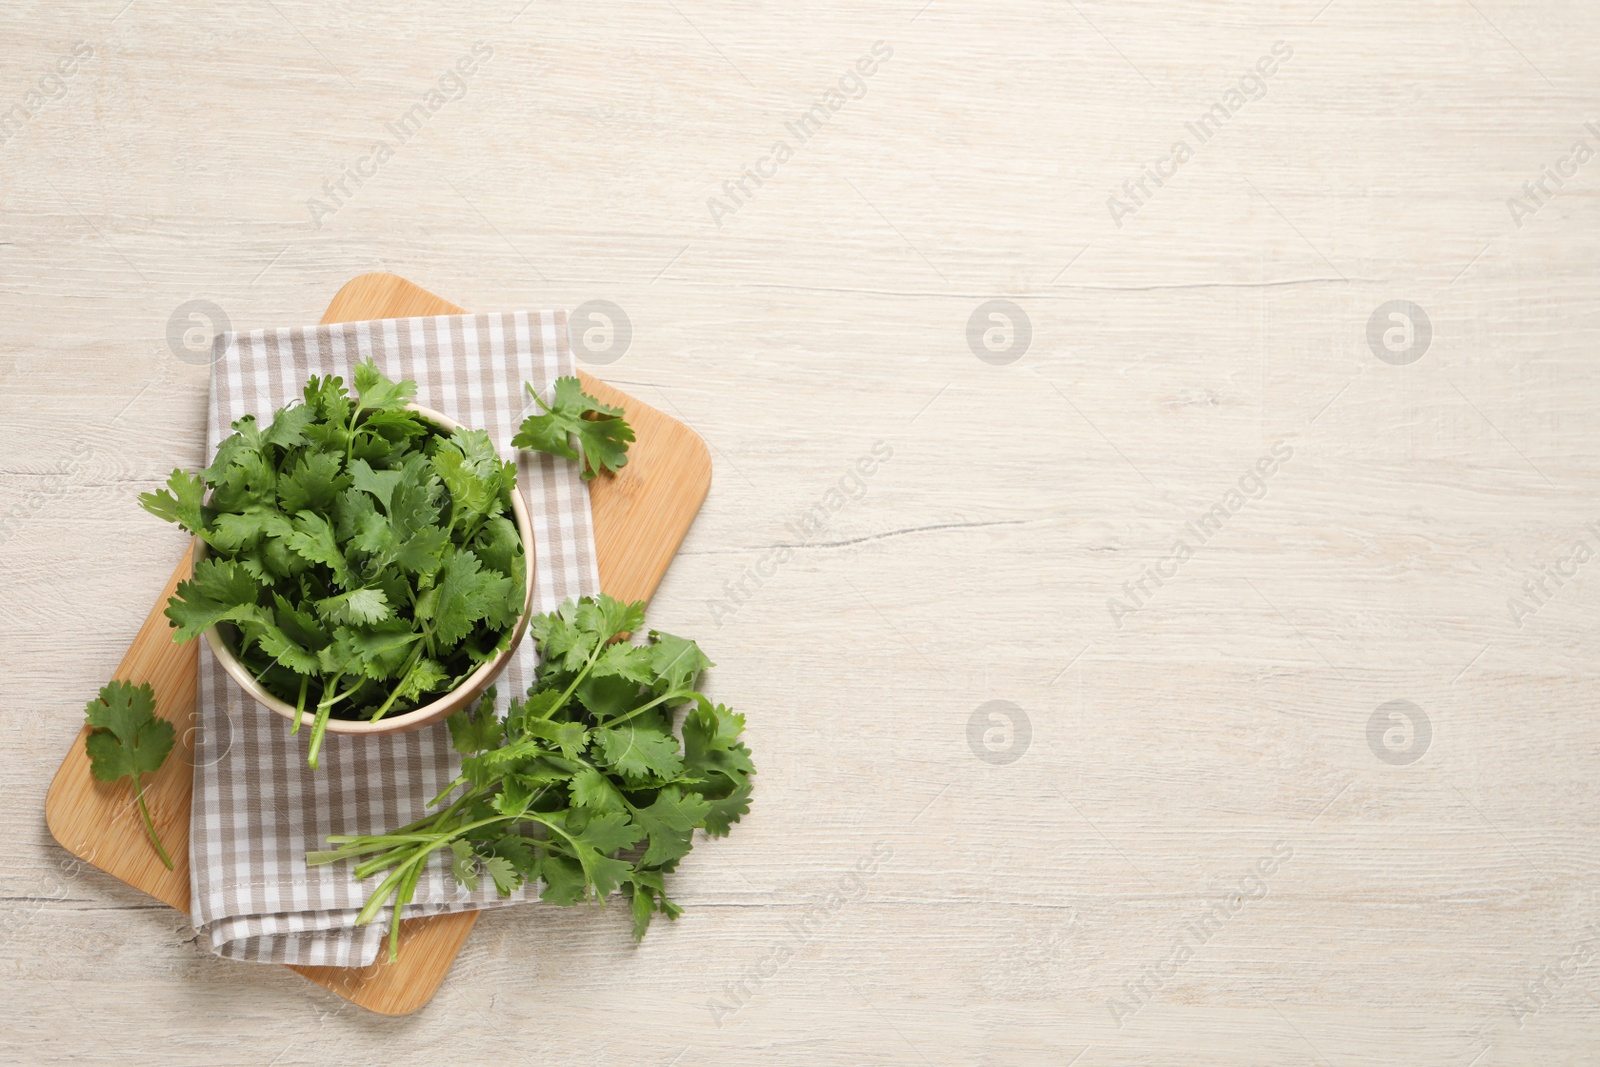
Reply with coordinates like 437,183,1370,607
190,312,601,966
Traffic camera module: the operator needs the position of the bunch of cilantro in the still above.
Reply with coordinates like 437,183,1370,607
307,593,754,960
138,360,527,768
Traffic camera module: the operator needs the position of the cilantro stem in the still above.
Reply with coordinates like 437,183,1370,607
352,812,517,926
545,640,611,723
369,643,426,722
131,772,175,871
597,689,698,730
290,674,309,736
306,674,363,769
427,775,469,808
389,858,426,961
344,401,363,467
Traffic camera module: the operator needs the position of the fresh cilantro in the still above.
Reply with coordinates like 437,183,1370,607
307,595,753,959
138,360,528,769
83,680,176,870
512,376,635,481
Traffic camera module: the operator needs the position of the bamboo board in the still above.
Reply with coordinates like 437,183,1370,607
44,273,712,1014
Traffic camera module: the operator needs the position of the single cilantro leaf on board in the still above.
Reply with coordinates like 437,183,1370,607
83,680,176,870
511,376,634,480
138,469,209,535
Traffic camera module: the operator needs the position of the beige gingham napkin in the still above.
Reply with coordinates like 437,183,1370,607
189,312,601,966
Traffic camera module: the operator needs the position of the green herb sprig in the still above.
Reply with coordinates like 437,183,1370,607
513,376,634,481
307,594,754,960
138,360,528,768
84,680,176,869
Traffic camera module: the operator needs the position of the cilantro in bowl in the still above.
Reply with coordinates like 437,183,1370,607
139,360,528,767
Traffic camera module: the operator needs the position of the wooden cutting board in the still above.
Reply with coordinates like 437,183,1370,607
43,273,711,1014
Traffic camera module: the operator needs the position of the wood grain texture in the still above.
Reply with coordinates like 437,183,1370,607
8,1,1600,1062
41,274,710,1015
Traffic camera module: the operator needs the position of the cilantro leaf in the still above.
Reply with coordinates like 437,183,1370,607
648,631,713,694
701,779,754,837
433,548,514,646
285,511,351,586
447,686,503,755
632,786,712,866
349,459,403,510
314,587,391,627
569,764,626,812
208,507,293,553
512,376,635,480
302,373,351,426
138,469,209,535
165,557,261,642
449,839,480,891
235,609,322,675
483,855,520,895
353,358,416,412
538,854,588,906
265,403,317,450
593,723,684,781
83,680,175,869
276,451,349,515
683,698,755,786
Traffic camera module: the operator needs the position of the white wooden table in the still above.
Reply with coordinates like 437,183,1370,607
3,2,1597,1063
